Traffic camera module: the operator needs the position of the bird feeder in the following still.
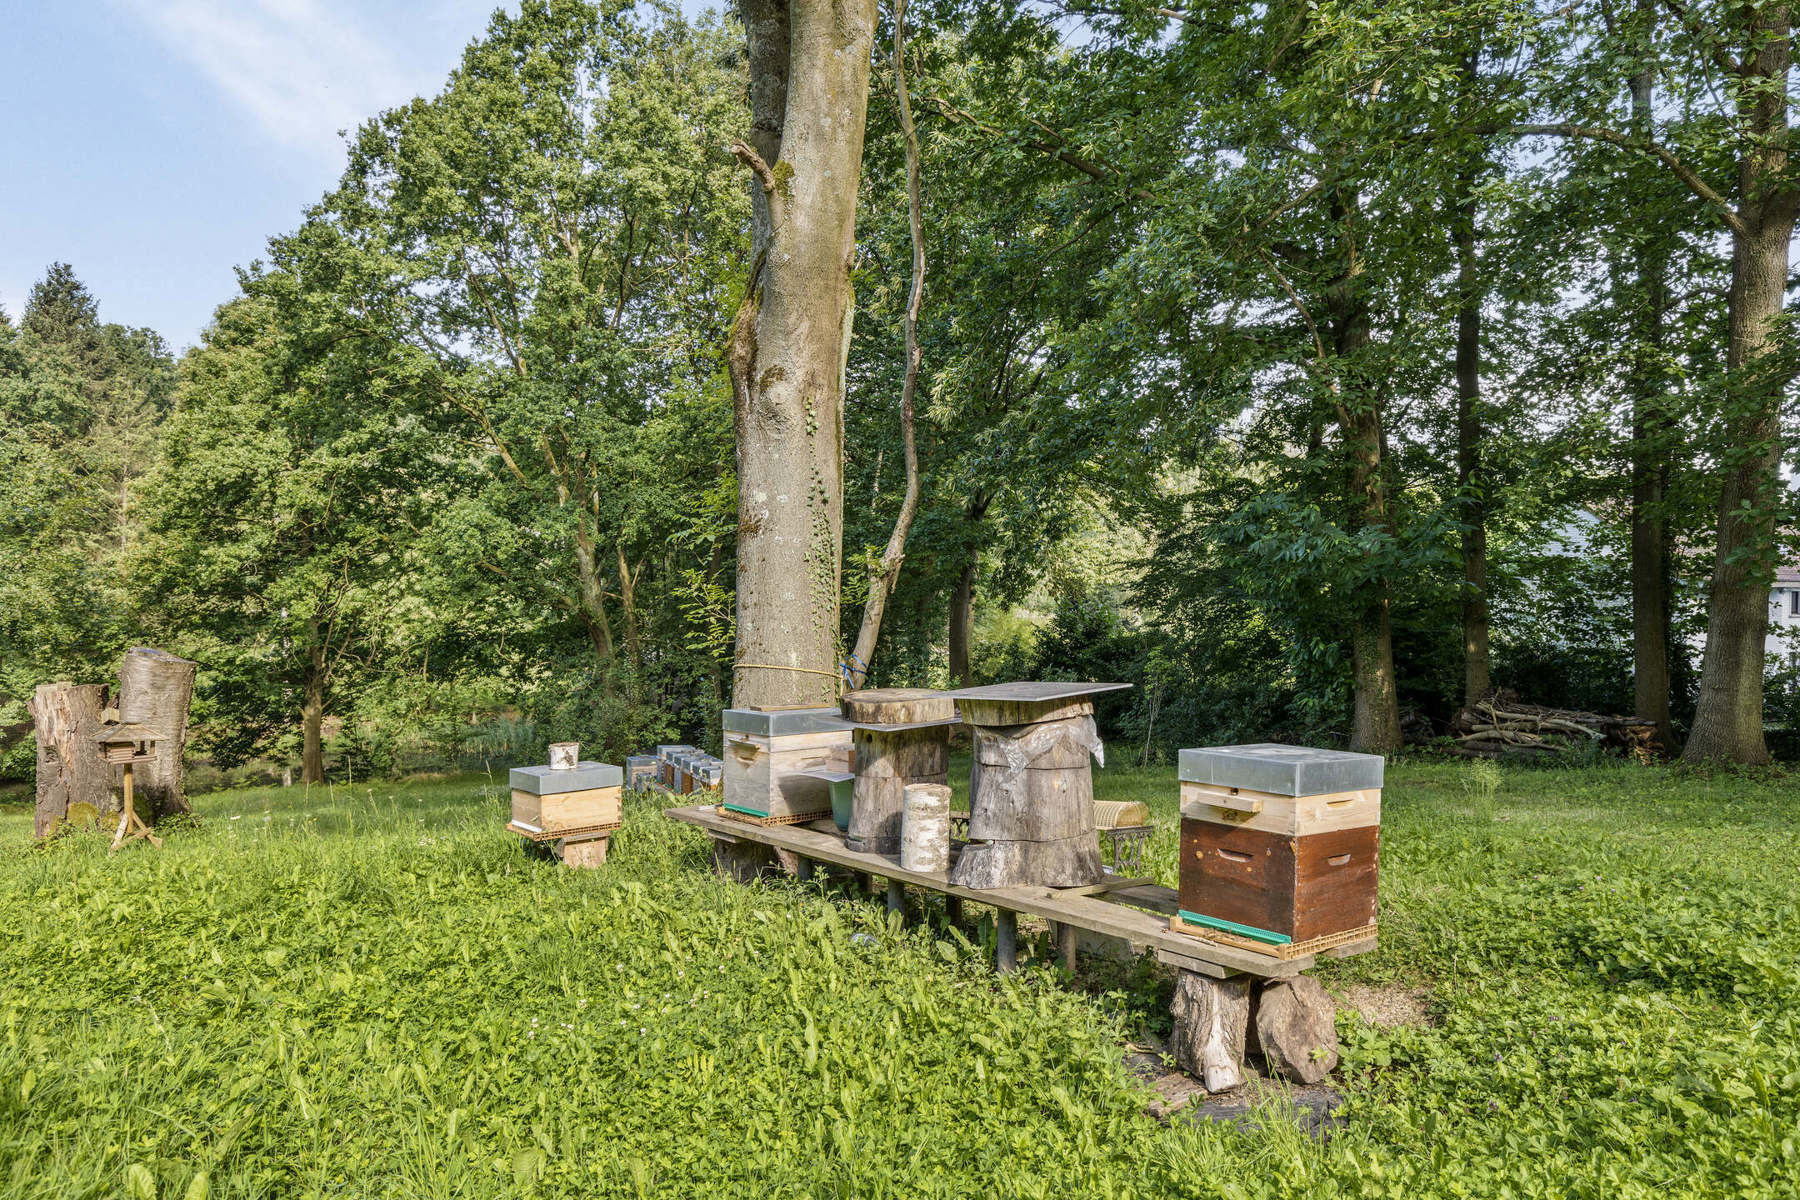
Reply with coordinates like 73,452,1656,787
95,723,163,852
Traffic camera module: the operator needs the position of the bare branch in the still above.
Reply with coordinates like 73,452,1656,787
1504,122,1747,236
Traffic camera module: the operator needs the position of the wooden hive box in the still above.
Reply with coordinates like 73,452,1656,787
509,761,623,835
1174,744,1382,948
721,707,853,820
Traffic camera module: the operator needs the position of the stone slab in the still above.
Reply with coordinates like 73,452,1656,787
1177,743,1383,797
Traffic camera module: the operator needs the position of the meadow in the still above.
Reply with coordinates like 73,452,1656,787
2,757,1797,1199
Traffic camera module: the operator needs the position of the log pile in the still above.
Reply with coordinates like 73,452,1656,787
1448,695,1658,761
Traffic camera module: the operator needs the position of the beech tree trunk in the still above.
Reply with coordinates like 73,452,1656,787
1452,118,1491,708
1626,43,1677,751
947,558,975,685
1685,11,1797,763
1328,190,1402,755
302,648,326,785
28,682,110,837
846,0,926,688
115,647,197,820
728,0,880,709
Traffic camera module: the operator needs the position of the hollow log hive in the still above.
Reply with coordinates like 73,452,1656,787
841,688,955,855
946,681,1130,889
1174,743,1383,952
721,708,853,821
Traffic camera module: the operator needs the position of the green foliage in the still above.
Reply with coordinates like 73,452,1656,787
3,761,1799,1196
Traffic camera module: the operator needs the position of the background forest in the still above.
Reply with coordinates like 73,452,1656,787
5,0,1800,785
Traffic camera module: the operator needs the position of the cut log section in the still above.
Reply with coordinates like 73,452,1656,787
948,833,1103,890
840,687,953,725
1171,971,1250,1093
848,725,948,855
899,782,951,873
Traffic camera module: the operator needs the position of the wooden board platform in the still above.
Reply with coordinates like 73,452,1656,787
506,820,621,843
1168,914,1378,960
664,804,1377,979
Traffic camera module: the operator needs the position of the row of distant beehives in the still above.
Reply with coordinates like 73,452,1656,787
624,745,722,796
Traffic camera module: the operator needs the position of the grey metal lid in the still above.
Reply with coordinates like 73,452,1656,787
509,761,623,794
948,681,1133,702
656,744,695,758
722,706,854,736
843,715,963,732
1177,743,1384,796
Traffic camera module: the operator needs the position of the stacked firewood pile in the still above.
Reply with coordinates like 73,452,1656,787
1448,693,1659,762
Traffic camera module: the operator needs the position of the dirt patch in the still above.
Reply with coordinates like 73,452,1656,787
1335,982,1434,1028
1125,1042,1344,1136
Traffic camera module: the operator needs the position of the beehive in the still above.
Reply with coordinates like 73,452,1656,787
656,745,694,789
625,755,660,791
1174,744,1382,950
509,761,623,835
721,708,853,821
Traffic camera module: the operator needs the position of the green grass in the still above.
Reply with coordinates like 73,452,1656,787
2,758,1798,1198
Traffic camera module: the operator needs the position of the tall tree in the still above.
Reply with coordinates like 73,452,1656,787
845,0,928,688
728,0,882,708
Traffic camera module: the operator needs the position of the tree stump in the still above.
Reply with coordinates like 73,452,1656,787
844,689,952,856
708,835,801,882
1170,971,1250,1093
115,647,197,821
949,702,1103,889
27,682,110,838
1253,977,1339,1084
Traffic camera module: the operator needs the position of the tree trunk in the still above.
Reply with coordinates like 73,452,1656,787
115,647,197,820
27,682,110,837
728,0,880,710
301,647,326,785
1452,135,1490,708
1626,47,1677,752
948,556,975,686
1327,189,1402,755
847,0,926,688
573,527,615,665
1685,14,1796,763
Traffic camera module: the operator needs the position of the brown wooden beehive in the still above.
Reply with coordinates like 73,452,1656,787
1174,744,1382,949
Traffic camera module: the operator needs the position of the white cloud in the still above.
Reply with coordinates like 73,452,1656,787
110,0,445,167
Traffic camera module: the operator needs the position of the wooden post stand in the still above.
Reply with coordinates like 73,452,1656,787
109,761,163,853
96,725,165,854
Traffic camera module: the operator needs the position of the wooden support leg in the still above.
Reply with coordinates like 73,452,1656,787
1171,970,1250,1093
995,909,1018,973
559,836,610,868
944,894,964,926
1056,921,1078,971
886,878,905,917
797,856,815,883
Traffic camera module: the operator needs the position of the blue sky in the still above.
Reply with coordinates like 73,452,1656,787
1,1,711,352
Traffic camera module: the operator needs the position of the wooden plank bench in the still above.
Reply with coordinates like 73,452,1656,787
665,803,1374,980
